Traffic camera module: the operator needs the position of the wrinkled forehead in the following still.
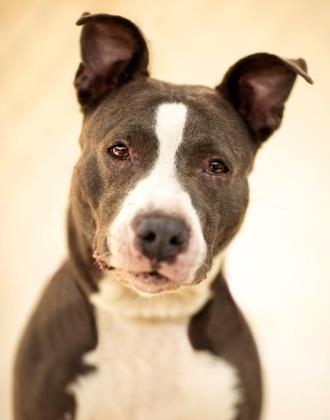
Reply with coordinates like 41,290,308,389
84,79,256,164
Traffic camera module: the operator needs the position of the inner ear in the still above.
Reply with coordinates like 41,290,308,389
217,53,313,142
237,64,296,140
74,13,149,109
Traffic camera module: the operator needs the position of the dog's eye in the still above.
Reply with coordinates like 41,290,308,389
107,143,130,160
207,159,229,175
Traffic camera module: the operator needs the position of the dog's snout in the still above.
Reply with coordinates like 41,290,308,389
135,216,189,261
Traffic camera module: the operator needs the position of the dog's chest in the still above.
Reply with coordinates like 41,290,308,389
70,307,241,420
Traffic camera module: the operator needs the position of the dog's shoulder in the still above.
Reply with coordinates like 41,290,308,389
13,262,96,420
189,274,263,420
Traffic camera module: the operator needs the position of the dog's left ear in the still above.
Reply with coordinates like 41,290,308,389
75,12,149,109
217,53,313,142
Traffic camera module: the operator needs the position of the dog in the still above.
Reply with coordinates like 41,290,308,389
13,12,312,420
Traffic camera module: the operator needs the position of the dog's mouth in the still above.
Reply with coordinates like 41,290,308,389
112,268,180,295
93,251,181,294
135,270,168,281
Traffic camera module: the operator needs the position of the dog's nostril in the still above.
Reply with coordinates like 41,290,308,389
142,231,157,243
169,236,180,246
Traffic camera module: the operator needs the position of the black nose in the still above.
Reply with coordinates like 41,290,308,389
135,216,189,261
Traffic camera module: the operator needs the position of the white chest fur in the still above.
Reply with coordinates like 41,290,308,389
69,303,241,420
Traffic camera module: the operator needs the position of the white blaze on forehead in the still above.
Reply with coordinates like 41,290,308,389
140,102,189,210
154,102,187,175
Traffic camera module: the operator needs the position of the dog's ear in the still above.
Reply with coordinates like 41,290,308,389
216,53,313,142
74,12,149,109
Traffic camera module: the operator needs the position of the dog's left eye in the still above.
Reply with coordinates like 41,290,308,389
207,159,229,175
107,143,130,160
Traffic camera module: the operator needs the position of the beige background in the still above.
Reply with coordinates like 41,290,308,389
1,1,329,419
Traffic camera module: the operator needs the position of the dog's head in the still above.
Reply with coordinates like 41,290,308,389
71,13,312,295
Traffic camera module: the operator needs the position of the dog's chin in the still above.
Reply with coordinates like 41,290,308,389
110,268,181,295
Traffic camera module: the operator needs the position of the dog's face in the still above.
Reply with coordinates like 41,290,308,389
71,13,311,294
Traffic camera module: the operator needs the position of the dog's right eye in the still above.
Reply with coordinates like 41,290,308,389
107,143,130,160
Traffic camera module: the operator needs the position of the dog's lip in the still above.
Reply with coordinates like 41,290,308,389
107,265,174,283
109,267,180,294
131,270,171,282
92,252,175,286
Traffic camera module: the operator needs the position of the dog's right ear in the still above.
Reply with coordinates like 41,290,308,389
74,12,149,109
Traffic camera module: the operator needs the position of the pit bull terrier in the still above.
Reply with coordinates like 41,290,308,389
13,12,312,420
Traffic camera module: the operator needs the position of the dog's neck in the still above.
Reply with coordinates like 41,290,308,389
90,253,225,320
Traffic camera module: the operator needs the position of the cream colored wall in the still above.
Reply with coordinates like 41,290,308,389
1,1,329,419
